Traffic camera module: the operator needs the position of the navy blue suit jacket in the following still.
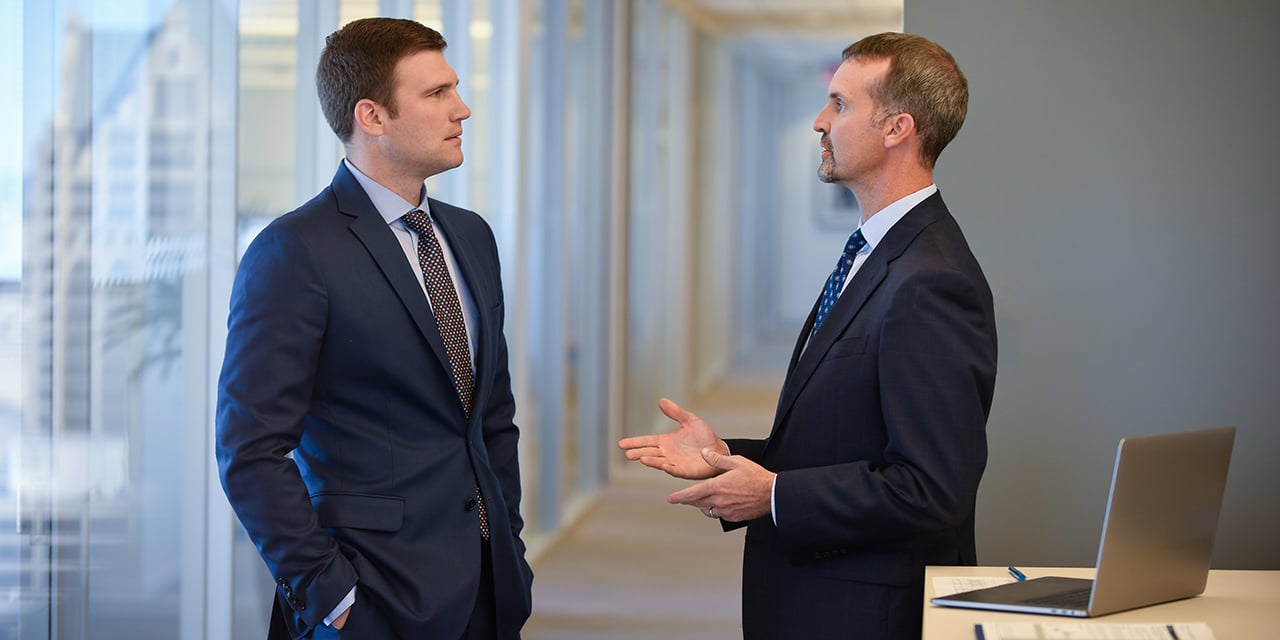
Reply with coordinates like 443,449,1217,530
725,192,997,639
217,163,531,639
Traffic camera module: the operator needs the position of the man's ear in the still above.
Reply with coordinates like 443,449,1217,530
882,112,917,150
353,98,385,137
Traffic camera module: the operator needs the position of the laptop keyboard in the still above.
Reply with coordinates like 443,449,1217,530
1023,588,1091,609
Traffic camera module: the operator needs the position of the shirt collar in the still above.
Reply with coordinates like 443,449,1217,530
856,184,937,251
344,158,429,225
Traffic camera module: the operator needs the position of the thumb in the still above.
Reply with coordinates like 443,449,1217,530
658,397,688,423
702,447,736,470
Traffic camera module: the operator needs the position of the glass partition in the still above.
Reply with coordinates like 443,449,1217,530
2,2,621,637
6,1,236,637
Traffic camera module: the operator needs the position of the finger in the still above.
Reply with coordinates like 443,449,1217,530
701,448,738,470
623,446,662,461
657,397,687,422
618,435,660,450
637,456,673,471
668,482,711,505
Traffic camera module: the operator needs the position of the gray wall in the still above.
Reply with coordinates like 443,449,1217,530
906,0,1280,569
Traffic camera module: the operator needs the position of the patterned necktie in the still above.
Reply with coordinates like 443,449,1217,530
401,209,489,540
812,228,867,333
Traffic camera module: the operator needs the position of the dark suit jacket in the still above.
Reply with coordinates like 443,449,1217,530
216,163,532,639
725,192,997,639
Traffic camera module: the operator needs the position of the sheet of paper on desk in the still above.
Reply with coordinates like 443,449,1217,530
932,576,1016,597
975,622,1215,640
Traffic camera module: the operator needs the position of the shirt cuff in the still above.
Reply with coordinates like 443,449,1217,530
324,587,357,627
770,473,778,526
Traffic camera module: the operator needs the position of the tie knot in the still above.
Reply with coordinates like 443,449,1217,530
402,209,431,234
843,228,867,258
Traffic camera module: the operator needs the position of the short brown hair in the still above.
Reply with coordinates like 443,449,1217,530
316,18,448,143
844,32,968,167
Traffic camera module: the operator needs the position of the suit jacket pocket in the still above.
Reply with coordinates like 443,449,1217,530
311,492,404,532
824,335,869,361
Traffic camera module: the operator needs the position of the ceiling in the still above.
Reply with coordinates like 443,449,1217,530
666,0,902,39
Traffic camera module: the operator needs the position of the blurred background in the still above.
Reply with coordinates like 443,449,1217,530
1,0,1276,638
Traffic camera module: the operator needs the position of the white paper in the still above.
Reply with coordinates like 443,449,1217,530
975,622,1216,640
932,576,1017,597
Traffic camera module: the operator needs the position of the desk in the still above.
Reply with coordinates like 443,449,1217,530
924,566,1280,639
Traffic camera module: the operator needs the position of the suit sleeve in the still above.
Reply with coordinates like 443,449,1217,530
215,222,357,628
773,265,996,553
724,438,767,462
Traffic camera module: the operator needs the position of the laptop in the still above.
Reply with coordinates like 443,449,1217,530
930,425,1235,617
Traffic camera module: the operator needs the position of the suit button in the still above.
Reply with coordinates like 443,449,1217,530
465,497,478,512
289,596,306,611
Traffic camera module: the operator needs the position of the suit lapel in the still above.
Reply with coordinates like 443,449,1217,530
428,198,496,408
771,250,890,428
771,193,947,433
331,164,454,377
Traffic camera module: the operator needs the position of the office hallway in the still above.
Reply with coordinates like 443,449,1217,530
523,354,787,640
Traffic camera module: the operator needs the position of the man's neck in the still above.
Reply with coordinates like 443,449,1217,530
854,165,934,224
345,148,425,207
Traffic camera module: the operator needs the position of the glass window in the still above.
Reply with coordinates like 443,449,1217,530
339,0,378,26
2,1,625,637
562,0,614,501
7,1,234,638
238,0,299,257
0,31,24,640
462,0,491,214
624,0,694,440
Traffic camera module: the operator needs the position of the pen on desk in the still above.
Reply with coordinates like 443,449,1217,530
1008,566,1027,581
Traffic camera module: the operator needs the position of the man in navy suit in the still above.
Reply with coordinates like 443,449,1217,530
620,32,996,639
217,18,530,639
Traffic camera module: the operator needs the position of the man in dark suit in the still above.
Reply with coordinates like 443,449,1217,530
217,18,531,639
619,32,996,639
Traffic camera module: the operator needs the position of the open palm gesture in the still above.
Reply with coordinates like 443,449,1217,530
618,398,729,480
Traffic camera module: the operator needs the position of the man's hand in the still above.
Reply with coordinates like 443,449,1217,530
667,448,775,523
617,398,729,480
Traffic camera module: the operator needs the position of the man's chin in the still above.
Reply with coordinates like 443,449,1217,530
428,156,465,177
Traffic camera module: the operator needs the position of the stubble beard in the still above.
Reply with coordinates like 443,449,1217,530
817,156,838,183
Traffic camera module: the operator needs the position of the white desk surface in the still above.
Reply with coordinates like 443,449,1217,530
924,565,1280,639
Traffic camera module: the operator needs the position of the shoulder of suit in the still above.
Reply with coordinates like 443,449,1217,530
256,187,344,238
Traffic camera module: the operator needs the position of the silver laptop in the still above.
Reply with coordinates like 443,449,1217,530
931,425,1235,617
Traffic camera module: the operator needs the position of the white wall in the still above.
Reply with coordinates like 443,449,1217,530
907,0,1280,569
